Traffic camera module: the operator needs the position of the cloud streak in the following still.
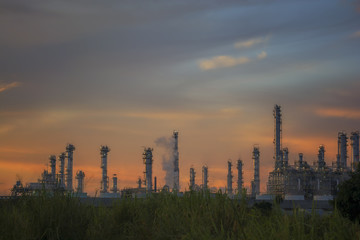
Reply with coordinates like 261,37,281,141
234,37,267,48
0,82,21,93
314,108,360,119
198,56,251,70
257,51,267,60
350,30,360,38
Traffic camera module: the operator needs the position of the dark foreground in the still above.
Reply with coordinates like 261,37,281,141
0,192,359,240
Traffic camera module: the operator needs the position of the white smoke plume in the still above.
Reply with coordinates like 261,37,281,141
155,136,175,188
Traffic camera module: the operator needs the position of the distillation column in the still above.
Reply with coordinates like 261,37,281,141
49,155,56,183
274,105,282,170
173,131,180,191
227,161,233,194
66,144,75,191
100,146,110,193
190,167,195,190
111,174,118,193
251,146,260,197
75,170,85,193
351,131,359,170
202,165,208,190
143,148,153,193
237,159,243,193
337,132,348,170
317,145,326,170
59,152,66,187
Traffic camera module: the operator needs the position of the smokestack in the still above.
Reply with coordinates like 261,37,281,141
49,155,56,183
202,165,208,190
143,148,153,193
351,131,359,170
317,145,326,170
100,145,110,193
337,132,348,170
236,159,243,193
227,161,233,194
58,152,66,188
251,146,260,197
111,174,118,193
173,131,179,191
66,144,75,191
273,105,282,170
75,170,85,193
189,167,195,190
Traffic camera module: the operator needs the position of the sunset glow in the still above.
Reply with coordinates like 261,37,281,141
0,0,359,196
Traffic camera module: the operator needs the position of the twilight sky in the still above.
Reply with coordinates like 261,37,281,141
0,0,360,195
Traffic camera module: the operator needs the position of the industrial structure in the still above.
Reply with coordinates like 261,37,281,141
267,105,356,200
111,174,118,193
227,161,233,194
100,145,110,194
350,131,359,170
9,106,358,201
143,148,153,193
173,131,180,191
190,167,195,190
58,152,66,188
11,144,87,196
202,165,208,190
251,147,260,197
75,170,85,194
66,144,75,191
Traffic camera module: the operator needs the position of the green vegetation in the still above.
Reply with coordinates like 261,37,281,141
335,166,360,222
0,191,359,240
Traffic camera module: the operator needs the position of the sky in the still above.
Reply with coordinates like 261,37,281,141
0,0,360,195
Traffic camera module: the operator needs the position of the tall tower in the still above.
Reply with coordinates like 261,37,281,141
173,131,180,191
273,105,282,170
100,145,110,193
66,144,75,191
202,165,208,190
189,167,195,190
351,131,359,170
251,146,260,197
58,152,66,188
49,155,56,183
337,132,348,170
143,148,153,193
317,145,326,170
236,159,243,193
227,161,233,194
75,170,85,193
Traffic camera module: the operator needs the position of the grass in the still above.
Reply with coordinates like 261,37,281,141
0,191,359,240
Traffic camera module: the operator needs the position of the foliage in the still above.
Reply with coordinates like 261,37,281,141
335,166,360,222
0,191,359,240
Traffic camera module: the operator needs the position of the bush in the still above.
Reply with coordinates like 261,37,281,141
335,166,360,222
0,191,359,239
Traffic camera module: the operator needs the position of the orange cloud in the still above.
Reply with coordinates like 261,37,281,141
314,108,360,119
198,55,251,70
257,51,267,60
234,37,268,48
350,30,360,38
0,82,21,93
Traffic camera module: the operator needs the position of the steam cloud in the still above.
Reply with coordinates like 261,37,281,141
155,136,175,188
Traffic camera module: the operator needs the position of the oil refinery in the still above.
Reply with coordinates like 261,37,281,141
10,105,359,200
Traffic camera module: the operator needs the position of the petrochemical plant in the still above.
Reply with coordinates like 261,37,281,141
10,105,359,200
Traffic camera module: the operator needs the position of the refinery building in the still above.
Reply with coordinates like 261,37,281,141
10,105,359,201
